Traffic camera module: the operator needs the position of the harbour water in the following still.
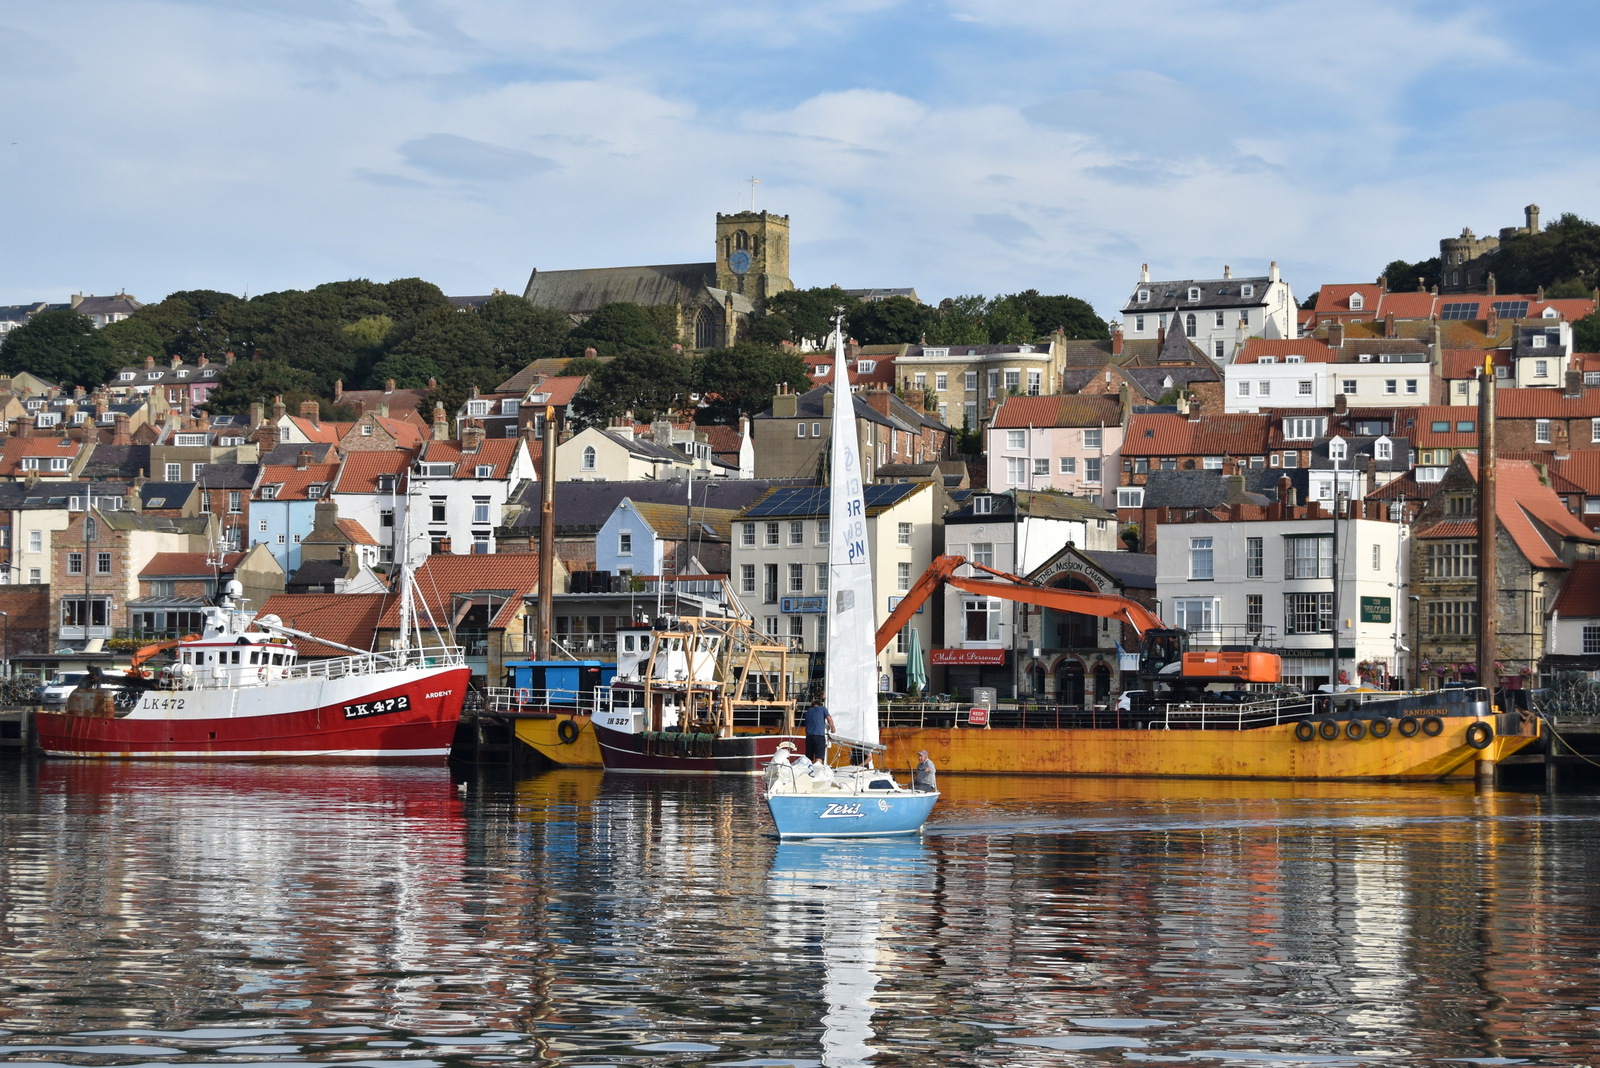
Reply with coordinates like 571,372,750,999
2,761,1599,1066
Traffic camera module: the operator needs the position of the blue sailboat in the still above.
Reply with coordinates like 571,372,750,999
764,318,939,838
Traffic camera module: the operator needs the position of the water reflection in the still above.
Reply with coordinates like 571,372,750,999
0,761,1598,1066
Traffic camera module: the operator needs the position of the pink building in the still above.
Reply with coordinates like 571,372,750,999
986,394,1126,508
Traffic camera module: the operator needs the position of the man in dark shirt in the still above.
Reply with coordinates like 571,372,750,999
804,699,834,762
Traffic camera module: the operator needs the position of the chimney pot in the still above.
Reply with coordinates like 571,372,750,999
297,449,313,470
385,378,396,392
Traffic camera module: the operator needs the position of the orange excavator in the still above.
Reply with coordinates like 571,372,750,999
874,554,1281,694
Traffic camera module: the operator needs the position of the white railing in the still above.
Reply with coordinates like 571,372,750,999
481,685,613,716
166,646,466,690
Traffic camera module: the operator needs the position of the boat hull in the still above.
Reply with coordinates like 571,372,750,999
765,789,939,838
35,666,471,762
514,713,602,767
881,709,1536,781
594,722,805,775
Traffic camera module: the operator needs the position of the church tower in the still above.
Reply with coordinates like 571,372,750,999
714,211,792,311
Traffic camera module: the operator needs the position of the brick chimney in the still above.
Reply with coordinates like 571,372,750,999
1111,328,1123,355
299,399,319,428
461,423,486,453
1537,285,1546,303
772,382,798,419
296,449,313,470
1487,272,1497,298
584,347,597,359
845,339,861,364
272,395,286,422
433,402,449,440
144,356,156,370
1334,392,1348,415
1565,369,1583,399
256,421,281,454
1156,322,1166,349
113,413,131,445
225,351,235,366
1384,311,1396,338
333,379,343,402
1328,321,1345,349
15,414,31,438
197,354,208,369
385,378,396,392
863,386,894,419
170,355,183,370
249,401,263,428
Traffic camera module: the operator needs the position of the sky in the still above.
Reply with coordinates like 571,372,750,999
2,0,1597,322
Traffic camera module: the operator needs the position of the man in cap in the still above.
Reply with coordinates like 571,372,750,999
913,749,937,792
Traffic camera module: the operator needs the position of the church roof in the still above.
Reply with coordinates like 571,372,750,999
522,262,714,314
704,287,755,315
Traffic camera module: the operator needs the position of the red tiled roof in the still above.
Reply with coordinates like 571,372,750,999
1416,520,1477,539
418,437,526,480
255,593,389,657
140,551,244,577
0,435,81,476
1494,388,1600,419
1364,473,1434,502
335,449,415,494
1122,412,1270,457
378,553,543,630
1412,406,1482,449
523,375,587,407
701,424,745,458
258,462,342,500
285,416,346,444
1372,291,1439,320
1315,284,1382,316
991,394,1122,428
369,415,429,448
1234,339,1333,364
1461,453,1599,569
1553,560,1600,617
335,518,377,545
1440,349,1512,378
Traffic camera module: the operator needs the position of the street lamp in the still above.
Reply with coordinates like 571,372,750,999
0,610,9,679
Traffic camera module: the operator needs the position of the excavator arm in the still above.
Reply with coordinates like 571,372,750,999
874,554,1167,653
127,634,199,672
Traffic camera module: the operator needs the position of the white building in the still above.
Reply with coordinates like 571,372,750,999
1226,338,1437,413
1156,515,1411,692
332,451,412,566
1122,263,1296,365
729,482,935,691
403,430,536,566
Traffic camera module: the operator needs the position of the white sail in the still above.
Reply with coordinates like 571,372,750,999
825,322,880,747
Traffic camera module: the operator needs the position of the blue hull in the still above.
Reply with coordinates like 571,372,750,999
765,790,939,838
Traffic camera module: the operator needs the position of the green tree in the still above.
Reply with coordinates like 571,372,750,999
479,295,569,369
563,302,674,359
1573,314,1600,353
204,356,320,417
983,294,1034,344
569,347,692,427
849,296,927,345
925,296,988,345
378,277,455,322
1379,257,1441,293
0,309,116,387
694,342,813,424
99,316,167,369
1007,290,1109,339
759,286,859,346
1490,213,1600,294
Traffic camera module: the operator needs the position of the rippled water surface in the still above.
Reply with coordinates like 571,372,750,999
2,762,1600,1067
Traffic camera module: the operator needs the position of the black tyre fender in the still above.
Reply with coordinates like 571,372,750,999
1345,720,1366,741
1294,720,1317,742
1422,715,1445,737
1368,718,1391,738
557,718,581,745
1318,720,1341,741
1465,721,1494,750
1397,716,1420,737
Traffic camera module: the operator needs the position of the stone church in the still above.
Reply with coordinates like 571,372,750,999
522,211,793,349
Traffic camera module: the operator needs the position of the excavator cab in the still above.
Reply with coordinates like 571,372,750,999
1138,629,1190,681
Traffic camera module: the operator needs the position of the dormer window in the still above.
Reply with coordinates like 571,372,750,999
261,485,280,499
501,398,518,416
529,392,550,404
1241,284,1254,298
174,369,188,378
147,372,161,380
475,464,494,478
973,495,992,515
1531,334,1547,348
176,433,206,446
1286,355,1304,364
1137,289,1150,303
1188,287,1201,302
1328,438,1347,461
307,484,324,499
118,372,134,381
1258,356,1276,365
857,360,876,373
1376,438,1393,461
1349,293,1364,311
376,475,396,493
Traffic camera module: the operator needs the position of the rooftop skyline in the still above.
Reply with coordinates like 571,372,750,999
3,1,1595,320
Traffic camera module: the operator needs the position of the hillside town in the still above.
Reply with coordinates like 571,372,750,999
1,202,1598,710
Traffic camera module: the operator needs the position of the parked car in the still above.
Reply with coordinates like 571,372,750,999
39,672,89,708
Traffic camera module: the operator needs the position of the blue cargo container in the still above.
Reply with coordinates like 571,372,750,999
503,660,615,703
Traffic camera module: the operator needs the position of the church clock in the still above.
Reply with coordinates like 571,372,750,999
728,249,752,275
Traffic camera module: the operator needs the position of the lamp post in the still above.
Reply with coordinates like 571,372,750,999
0,610,9,679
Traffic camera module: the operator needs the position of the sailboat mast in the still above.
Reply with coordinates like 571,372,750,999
1478,357,1497,693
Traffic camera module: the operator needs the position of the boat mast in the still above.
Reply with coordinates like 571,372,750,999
1478,356,1497,694
536,403,556,660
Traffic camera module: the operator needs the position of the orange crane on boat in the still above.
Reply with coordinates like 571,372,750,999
875,554,1281,690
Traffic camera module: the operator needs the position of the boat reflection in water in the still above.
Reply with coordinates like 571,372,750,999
767,837,933,1067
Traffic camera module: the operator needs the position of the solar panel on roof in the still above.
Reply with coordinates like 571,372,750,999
1492,300,1529,319
1440,302,1480,320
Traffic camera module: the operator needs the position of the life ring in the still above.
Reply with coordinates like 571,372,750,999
1294,721,1316,742
1369,718,1391,738
557,719,581,745
258,667,267,681
1421,716,1444,737
1465,721,1494,750
1397,716,1420,737
1318,720,1340,741
516,687,532,706
1345,720,1366,741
